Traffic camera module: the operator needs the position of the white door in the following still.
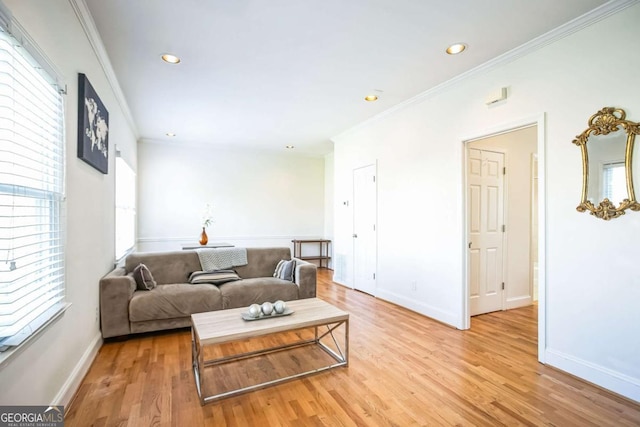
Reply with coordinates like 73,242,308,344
353,165,377,295
468,148,505,315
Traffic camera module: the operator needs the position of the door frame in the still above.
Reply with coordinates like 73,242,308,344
466,146,508,315
461,113,547,364
530,153,539,302
352,163,378,295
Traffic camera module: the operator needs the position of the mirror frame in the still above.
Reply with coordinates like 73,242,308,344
572,107,640,220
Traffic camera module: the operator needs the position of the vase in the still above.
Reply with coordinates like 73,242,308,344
199,227,208,245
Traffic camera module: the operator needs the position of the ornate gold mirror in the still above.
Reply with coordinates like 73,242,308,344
573,107,640,220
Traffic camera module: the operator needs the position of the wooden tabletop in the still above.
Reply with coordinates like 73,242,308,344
191,298,348,346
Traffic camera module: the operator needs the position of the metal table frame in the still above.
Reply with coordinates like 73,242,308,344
191,319,349,405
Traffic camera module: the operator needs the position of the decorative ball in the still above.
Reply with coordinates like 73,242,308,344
274,300,286,314
261,301,273,316
248,304,261,318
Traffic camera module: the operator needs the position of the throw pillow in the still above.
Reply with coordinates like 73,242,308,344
273,259,296,282
133,263,156,290
189,270,241,285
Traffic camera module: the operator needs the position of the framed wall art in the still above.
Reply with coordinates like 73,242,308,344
77,73,109,174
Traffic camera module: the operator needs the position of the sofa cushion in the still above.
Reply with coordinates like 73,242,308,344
132,263,156,290
273,259,295,281
129,283,223,322
234,247,291,278
189,270,241,285
126,251,201,285
219,277,299,309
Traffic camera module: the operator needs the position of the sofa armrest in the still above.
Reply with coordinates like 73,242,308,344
293,258,317,298
100,267,136,338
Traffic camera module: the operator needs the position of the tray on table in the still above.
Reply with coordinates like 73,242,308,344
241,308,294,321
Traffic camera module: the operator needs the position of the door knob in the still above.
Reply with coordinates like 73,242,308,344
353,233,358,238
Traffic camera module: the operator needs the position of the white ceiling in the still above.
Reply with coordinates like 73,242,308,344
84,0,608,156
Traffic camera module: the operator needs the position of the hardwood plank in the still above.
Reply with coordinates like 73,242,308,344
65,269,640,426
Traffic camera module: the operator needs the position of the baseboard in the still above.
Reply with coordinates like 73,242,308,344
505,295,532,310
377,289,459,328
545,349,640,403
52,332,103,407
330,279,351,289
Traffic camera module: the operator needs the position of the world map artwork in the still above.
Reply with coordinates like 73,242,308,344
84,96,108,158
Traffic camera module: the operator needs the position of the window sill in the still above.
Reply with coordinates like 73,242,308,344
0,302,71,370
115,246,136,268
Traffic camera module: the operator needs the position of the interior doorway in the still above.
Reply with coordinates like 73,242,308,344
463,115,546,362
466,125,539,316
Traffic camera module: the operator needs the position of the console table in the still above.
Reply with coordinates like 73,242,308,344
292,239,331,268
181,243,234,250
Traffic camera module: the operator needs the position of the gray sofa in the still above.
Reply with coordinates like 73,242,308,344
99,247,316,338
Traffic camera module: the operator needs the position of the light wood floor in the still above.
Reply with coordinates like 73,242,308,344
66,270,640,426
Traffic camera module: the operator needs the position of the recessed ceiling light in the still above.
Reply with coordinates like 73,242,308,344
446,43,467,55
161,53,181,64
364,95,378,102
285,145,295,149
166,132,176,137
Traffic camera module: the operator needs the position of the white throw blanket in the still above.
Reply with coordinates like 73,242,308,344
195,247,248,271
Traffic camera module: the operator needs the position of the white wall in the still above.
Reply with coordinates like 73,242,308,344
137,141,325,252
332,5,640,401
469,126,537,309
0,0,137,405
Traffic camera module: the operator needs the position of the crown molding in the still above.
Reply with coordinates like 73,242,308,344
331,0,639,143
68,0,139,139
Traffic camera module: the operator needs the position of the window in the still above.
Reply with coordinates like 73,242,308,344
115,156,135,259
0,24,66,352
602,161,626,202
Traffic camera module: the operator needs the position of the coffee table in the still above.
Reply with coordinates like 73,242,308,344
191,298,349,404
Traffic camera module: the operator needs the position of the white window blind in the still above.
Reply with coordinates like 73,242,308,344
115,156,135,259
0,27,65,352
